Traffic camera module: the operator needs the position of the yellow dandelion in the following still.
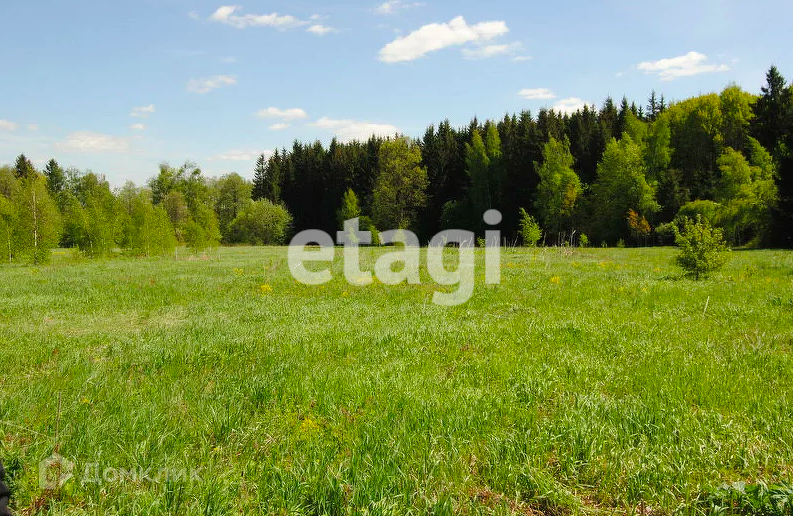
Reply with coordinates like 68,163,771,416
260,284,273,294
342,291,349,297
550,276,561,284
81,397,91,405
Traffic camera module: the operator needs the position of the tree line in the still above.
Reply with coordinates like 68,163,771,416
1,66,792,264
253,66,792,248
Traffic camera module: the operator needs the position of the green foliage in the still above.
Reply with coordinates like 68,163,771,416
534,137,582,243
43,159,65,197
228,199,293,245
214,173,253,241
706,481,793,516
186,203,221,251
675,215,729,279
336,189,361,228
677,200,720,226
13,174,62,264
517,207,542,246
0,195,16,263
578,233,589,247
372,137,427,230
123,191,176,257
14,154,35,181
590,135,658,244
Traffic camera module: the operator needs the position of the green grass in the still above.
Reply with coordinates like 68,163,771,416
1,246,792,515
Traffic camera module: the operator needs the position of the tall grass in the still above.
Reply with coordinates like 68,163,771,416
0,247,791,514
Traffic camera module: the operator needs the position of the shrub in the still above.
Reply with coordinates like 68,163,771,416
518,208,542,247
578,233,589,248
229,199,293,245
674,215,729,280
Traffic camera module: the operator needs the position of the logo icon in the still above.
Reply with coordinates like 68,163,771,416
38,454,74,490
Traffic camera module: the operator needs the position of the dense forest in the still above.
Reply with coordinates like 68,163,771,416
1,66,792,264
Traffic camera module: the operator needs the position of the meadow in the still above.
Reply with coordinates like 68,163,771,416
0,246,792,515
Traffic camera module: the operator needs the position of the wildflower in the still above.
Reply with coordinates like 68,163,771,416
260,284,273,294
550,276,561,284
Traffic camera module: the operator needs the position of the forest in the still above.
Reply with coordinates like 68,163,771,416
1,66,792,264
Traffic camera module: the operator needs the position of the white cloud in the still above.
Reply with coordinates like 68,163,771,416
0,120,18,131
637,51,730,81
188,10,200,20
187,75,237,94
512,55,532,62
56,131,131,153
462,42,522,60
209,5,307,29
310,117,399,142
256,107,308,121
130,104,156,118
552,97,591,115
310,14,328,21
208,149,272,161
269,123,290,130
374,0,424,15
379,16,509,63
307,24,337,35
518,88,556,100
27,123,38,131
130,123,146,131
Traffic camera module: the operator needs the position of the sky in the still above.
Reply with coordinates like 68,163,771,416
1,0,792,186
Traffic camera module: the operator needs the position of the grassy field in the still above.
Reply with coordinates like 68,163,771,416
1,246,792,515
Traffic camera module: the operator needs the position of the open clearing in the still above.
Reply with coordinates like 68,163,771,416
1,247,792,514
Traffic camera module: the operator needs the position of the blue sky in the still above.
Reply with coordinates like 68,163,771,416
1,0,791,186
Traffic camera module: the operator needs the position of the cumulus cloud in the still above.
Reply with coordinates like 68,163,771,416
310,117,399,142
256,107,308,121
518,88,556,100
378,16,509,63
130,123,146,131
637,51,730,81
27,124,38,131
462,42,522,60
130,104,156,118
208,149,272,161
188,11,200,20
187,75,237,94
56,131,131,153
269,123,290,130
307,24,337,35
552,97,591,115
209,5,306,29
374,0,424,15
0,120,18,131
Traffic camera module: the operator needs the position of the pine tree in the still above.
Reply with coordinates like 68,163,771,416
252,153,268,201
752,66,792,156
43,159,65,197
14,154,35,181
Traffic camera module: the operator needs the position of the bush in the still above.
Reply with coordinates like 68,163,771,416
578,233,589,248
229,199,293,245
518,208,542,247
674,215,729,280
